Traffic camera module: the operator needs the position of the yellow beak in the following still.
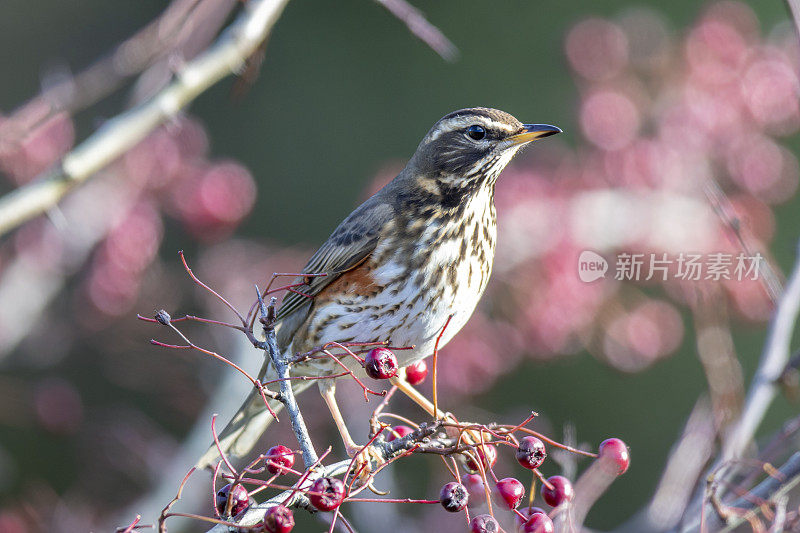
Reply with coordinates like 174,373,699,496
508,123,562,145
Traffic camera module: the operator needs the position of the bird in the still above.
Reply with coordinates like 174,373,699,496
197,107,560,469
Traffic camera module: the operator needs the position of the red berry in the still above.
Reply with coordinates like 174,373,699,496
309,477,346,511
521,512,554,533
216,483,249,516
470,514,500,533
364,348,398,379
405,360,428,385
541,476,574,507
516,436,547,470
515,506,546,531
386,425,414,442
464,444,498,473
462,474,486,508
439,481,469,512
493,477,525,509
598,437,630,474
263,504,294,533
265,445,295,475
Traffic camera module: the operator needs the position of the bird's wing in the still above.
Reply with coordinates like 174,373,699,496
275,197,395,325
198,197,395,468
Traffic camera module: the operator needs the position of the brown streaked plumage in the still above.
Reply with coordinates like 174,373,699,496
197,108,561,468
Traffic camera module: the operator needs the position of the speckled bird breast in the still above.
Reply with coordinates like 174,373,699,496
295,187,497,374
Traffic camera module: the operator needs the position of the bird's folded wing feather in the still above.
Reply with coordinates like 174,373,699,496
275,196,395,324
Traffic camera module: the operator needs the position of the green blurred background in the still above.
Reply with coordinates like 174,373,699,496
1,1,799,531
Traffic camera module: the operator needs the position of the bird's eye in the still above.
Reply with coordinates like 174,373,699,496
466,124,486,141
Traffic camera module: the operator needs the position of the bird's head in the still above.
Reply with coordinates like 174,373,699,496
408,107,561,196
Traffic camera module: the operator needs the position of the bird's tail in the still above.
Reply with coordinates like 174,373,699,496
195,363,314,470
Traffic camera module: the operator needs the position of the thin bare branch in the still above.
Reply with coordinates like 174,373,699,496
257,292,318,468
373,0,459,62
784,0,800,46
0,0,206,146
711,453,800,533
721,238,800,462
0,0,291,236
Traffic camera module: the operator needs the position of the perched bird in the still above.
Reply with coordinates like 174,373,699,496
197,108,560,469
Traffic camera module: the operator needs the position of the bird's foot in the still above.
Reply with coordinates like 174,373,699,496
345,442,386,488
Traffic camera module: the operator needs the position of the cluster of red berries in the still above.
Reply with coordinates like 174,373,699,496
366,349,427,443
212,442,353,532
212,344,629,532
358,348,631,532
212,436,627,532
363,347,429,385
458,436,629,532
212,445,304,532
252,476,347,533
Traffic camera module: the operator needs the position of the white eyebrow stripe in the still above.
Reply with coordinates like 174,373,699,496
427,115,516,141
